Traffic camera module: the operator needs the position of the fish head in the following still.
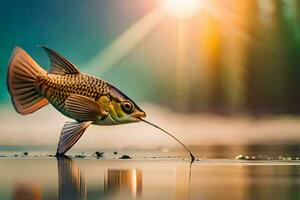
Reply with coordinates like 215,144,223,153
104,84,146,124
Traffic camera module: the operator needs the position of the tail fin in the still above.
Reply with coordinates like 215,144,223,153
7,47,48,115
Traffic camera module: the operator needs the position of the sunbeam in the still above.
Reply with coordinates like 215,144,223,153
85,7,165,75
162,0,202,19
202,1,253,43
85,0,205,75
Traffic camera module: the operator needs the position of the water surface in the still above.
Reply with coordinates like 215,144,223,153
1,156,300,200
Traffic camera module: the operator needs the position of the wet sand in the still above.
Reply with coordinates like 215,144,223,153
1,156,300,200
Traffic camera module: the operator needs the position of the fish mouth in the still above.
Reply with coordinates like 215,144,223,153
132,111,146,119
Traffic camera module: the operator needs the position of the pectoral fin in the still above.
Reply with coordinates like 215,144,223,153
65,94,107,122
56,121,92,155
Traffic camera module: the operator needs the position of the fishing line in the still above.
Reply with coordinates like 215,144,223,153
139,118,195,163
188,161,192,200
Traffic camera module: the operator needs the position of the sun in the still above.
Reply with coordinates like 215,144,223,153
161,0,202,19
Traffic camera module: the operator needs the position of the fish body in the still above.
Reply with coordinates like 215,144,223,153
7,46,146,154
40,73,108,123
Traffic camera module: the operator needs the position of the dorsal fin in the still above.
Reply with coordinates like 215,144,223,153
40,46,80,75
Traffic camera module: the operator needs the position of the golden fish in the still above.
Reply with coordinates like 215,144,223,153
7,46,194,162
7,46,146,155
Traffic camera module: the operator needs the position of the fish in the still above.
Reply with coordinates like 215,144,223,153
7,46,195,162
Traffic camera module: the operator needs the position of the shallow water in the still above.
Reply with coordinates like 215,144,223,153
1,156,300,200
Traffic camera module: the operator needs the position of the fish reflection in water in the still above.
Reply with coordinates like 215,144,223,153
57,156,86,200
104,169,142,198
57,156,143,199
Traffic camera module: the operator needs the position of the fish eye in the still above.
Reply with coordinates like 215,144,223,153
121,101,134,114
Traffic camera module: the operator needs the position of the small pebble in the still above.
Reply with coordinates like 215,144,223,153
235,154,255,160
114,151,118,155
23,152,28,156
235,154,244,160
75,155,86,158
120,155,131,159
95,151,104,158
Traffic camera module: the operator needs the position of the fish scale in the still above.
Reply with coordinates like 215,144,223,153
40,73,109,118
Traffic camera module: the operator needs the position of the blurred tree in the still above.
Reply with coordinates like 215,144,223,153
281,0,300,113
199,10,225,113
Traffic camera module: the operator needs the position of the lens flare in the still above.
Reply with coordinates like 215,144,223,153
162,0,202,19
